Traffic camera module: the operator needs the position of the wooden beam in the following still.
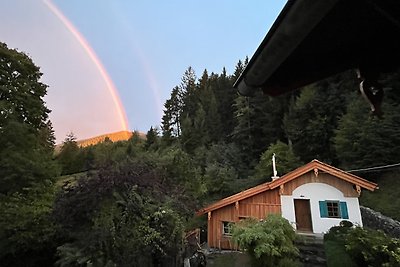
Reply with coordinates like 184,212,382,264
355,184,361,196
235,201,239,221
279,184,284,195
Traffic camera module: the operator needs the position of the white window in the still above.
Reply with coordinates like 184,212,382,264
222,221,233,236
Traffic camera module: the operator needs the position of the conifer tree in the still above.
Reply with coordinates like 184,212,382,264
57,132,84,175
145,126,159,150
283,72,354,164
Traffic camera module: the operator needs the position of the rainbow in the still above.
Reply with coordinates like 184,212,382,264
133,44,164,119
43,0,129,131
106,2,165,120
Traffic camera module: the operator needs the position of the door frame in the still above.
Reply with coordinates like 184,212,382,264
294,199,313,232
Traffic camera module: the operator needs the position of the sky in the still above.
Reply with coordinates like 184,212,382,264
0,0,287,143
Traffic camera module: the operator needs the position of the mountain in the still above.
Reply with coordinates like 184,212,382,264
55,130,145,152
76,130,145,147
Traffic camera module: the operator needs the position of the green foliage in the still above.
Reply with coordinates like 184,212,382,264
192,143,243,200
209,68,237,140
90,139,131,169
324,240,356,267
252,141,303,182
0,42,60,265
335,96,400,169
283,74,351,164
325,224,400,267
203,162,237,199
0,42,58,193
0,42,50,129
360,171,400,221
322,221,357,266
232,214,299,267
324,220,354,243
56,190,183,267
232,91,291,170
53,157,187,267
180,104,210,153
163,67,197,141
57,132,86,175
0,183,60,266
207,252,251,267
344,227,400,266
156,145,206,207
145,126,159,150
0,120,59,193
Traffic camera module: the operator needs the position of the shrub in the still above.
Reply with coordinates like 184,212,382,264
344,227,400,266
325,223,400,266
324,220,353,242
232,214,299,267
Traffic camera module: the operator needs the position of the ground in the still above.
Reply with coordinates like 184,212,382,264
206,251,251,267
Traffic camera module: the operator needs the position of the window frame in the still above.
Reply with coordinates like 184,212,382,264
326,200,341,218
319,200,349,219
222,221,233,236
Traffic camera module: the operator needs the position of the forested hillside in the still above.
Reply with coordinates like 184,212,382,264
1,41,400,266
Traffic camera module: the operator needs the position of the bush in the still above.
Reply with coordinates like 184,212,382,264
324,220,353,242
232,214,299,267
325,224,400,266
344,227,400,266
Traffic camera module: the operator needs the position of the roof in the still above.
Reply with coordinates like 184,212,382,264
234,0,400,96
196,159,378,216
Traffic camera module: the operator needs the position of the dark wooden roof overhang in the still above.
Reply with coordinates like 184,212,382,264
234,0,400,96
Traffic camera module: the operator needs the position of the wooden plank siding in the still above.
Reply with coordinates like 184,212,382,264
281,172,359,197
208,188,281,249
239,203,281,219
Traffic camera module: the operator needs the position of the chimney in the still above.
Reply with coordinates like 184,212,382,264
271,153,279,181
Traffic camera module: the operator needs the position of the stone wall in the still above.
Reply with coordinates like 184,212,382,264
360,206,400,238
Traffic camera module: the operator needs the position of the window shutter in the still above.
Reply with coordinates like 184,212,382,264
340,202,349,219
319,201,328,218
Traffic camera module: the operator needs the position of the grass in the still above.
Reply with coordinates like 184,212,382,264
206,252,251,267
360,171,400,221
55,171,89,188
324,240,356,267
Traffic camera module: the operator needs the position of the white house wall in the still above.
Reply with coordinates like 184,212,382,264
281,182,363,234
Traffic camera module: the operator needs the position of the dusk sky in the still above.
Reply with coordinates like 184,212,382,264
1,0,287,143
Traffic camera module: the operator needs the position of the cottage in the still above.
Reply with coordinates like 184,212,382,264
196,160,378,250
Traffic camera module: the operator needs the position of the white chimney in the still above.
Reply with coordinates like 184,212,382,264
272,153,279,181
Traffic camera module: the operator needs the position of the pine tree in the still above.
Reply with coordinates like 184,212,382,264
253,141,303,183
283,72,353,164
57,132,84,175
145,126,159,150
161,86,182,143
335,92,400,169
232,90,291,171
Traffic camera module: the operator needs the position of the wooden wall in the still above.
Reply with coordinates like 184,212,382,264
207,188,281,249
280,172,359,197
